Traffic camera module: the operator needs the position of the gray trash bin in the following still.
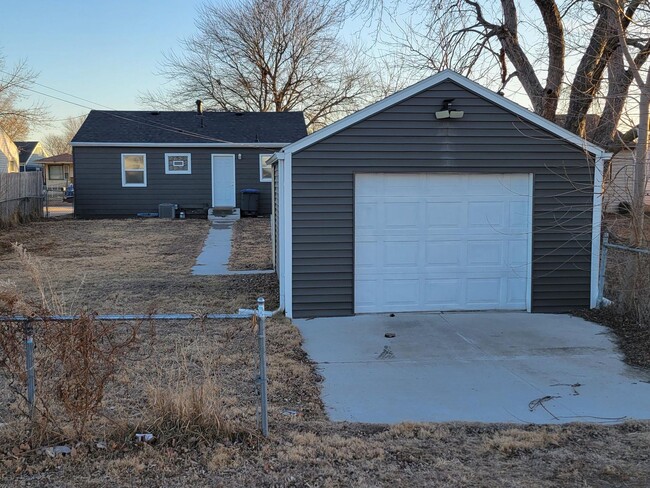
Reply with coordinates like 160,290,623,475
240,188,260,216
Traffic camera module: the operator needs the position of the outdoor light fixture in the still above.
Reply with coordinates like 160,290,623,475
435,99,464,119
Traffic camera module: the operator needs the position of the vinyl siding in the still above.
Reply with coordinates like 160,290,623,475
73,146,276,217
290,80,596,318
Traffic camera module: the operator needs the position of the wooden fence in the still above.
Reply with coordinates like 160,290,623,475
0,172,44,227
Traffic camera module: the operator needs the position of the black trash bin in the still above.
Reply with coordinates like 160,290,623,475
240,188,261,216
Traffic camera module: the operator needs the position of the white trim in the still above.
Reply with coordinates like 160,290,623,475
210,154,236,207
259,153,273,182
164,153,192,175
526,173,534,313
121,153,147,187
283,152,293,317
271,167,276,269
277,158,285,310
278,70,612,159
71,142,288,148
591,155,605,308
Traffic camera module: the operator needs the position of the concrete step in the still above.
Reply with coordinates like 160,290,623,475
208,207,240,222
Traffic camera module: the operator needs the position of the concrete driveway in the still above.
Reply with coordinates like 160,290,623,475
295,312,650,424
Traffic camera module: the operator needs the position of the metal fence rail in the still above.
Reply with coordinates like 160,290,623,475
598,232,650,306
2,298,274,437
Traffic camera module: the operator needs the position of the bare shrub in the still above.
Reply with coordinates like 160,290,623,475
0,243,152,443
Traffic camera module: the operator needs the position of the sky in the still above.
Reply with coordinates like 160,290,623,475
2,0,203,140
1,0,586,142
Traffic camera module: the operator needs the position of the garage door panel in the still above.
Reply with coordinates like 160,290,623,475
465,277,504,305
384,202,420,229
426,241,462,265
383,240,420,266
423,279,462,306
468,200,506,228
467,241,503,265
354,173,531,313
425,202,464,228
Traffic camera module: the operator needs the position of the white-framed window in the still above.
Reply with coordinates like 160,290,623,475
165,153,192,174
259,154,273,182
121,153,147,187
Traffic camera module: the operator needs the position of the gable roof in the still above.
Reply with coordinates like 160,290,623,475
14,141,39,163
276,70,611,159
38,153,73,163
71,110,308,146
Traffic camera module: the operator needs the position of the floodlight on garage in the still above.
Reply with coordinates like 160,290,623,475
435,98,464,119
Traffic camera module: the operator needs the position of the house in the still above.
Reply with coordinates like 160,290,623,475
0,129,19,173
554,114,649,213
15,141,49,169
602,147,650,213
38,153,74,190
70,109,307,217
271,70,611,319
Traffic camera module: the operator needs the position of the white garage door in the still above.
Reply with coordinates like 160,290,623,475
354,173,531,313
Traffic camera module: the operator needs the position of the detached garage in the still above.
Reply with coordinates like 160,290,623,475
272,70,611,319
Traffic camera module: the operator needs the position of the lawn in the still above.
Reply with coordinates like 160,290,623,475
0,218,649,487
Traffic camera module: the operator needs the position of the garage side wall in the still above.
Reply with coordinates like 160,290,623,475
73,146,276,217
291,80,595,318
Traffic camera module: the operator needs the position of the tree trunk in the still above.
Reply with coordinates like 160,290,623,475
632,86,649,246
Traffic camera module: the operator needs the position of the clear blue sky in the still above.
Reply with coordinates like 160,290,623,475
2,0,203,139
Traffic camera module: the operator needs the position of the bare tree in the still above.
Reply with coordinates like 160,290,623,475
42,115,87,155
354,0,650,151
141,0,373,130
604,0,650,245
0,52,48,140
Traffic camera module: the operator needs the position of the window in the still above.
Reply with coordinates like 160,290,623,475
165,153,192,174
121,154,147,187
49,165,64,180
259,154,273,182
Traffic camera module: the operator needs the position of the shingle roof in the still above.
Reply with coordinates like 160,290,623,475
38,153,73,163
71,110,308,144
14,141,39,163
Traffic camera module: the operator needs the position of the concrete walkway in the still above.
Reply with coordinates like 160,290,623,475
192,222,274,276
295,312,650,424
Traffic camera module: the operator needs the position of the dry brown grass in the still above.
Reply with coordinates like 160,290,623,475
580,214,650,368
0,219,278,313
228,217,272,270
1,219,650,487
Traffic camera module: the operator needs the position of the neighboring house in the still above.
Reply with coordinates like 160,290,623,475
0,129,19,173
271,70,611,319
554,114,649,213
15,141,49,168
38,153,74,190
70,109,307,217
602,146,650,213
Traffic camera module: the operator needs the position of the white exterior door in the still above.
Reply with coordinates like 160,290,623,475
354,173,532,314
211,154,236,207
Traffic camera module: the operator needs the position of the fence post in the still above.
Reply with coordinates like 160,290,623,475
597,232,609,307
256,297,269,437
23,320,36,419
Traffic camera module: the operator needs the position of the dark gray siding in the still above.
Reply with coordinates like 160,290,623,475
291,80,596,318
73,146,276,217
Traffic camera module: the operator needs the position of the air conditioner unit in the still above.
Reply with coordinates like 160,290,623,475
158,203,177,219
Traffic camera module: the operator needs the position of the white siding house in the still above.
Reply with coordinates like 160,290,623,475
603,148,650,213
0,129,19,173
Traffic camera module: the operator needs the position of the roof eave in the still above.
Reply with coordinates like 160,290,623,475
277,69,610,159
70,142,291,148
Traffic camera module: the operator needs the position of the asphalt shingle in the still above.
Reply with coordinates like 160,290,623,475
72,110,308,144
